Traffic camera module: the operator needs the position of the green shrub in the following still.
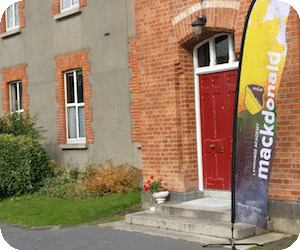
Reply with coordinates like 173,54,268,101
39,161,142,199
0,111,46,140
39,163,92,199
39,177,75,199
49,159,64,177
0,134,51,198
66,181,94,199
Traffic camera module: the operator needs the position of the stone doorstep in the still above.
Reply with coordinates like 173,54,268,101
125,211,255,240
155,202,232,222
134,198,273,240
154,201,272,235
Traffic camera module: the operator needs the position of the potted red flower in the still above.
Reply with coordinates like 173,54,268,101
143,176,169,204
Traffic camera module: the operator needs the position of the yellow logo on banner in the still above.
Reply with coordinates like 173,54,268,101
238,0,290,114
245,85,264,115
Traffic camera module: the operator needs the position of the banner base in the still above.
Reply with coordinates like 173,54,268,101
203,223,263,249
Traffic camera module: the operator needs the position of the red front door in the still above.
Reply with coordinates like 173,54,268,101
199,70,237,190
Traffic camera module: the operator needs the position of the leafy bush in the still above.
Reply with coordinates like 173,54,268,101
39,163,93,199
49,159,64,177
39,176,93,200
67,181,94,199
0,134,52,198
40,161,142,199
39,177,72,198
0,111,46,140
83,161,142,197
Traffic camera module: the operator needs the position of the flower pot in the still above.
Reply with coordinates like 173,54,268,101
152,191,169,204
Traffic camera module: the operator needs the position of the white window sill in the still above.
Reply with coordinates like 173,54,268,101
53,6,81,20
59,143,88,150
1,27,21,38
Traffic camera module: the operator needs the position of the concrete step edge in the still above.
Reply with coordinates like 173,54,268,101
155,203,231,222
125,211,256,240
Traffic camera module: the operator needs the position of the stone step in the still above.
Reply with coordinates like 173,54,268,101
155,201,232,222
125,211,257,240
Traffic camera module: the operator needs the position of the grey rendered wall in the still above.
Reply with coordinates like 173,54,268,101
0,0,141,168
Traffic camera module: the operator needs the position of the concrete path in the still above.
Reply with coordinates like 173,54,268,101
0,222,220,250
1,221,298,250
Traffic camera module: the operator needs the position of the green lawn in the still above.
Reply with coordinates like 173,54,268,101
0,191,141,227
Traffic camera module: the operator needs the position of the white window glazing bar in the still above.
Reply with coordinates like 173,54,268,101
209,37,216,68
17,82,20,111
73,71,80,141
228,33,236,65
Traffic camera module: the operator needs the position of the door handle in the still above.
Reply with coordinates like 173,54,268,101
210,144,215,149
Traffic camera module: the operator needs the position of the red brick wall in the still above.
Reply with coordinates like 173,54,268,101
128,39,141,143
19,0,25,28
269,7,300,202
54,49,93,144
0,0,25,34
1,64,29,114
129,0,240,192
0,11,6,34
130,0,300,200
51,0,87,17
234,0,253,56
129,0,188,192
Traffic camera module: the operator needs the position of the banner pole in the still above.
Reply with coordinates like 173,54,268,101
230,0,257,248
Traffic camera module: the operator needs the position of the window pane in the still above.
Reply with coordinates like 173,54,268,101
72,0,79,5
215,35,229,65
10,83,17,110
76,70,84,103
19,82,23,110
66,72,75,103
78,107,85,138
67,107,77,138
62,0,71,10
14,2,19,27
7,5,13,29
197,42,210,67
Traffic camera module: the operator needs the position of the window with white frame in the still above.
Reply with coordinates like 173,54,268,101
61,0,79,11
6,2,19,31
10,81,23,114
65,69,85,143
194,33,238,74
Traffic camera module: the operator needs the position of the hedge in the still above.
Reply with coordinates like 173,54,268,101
0,134,52,198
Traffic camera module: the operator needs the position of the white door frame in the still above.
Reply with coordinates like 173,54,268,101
193,33,239,191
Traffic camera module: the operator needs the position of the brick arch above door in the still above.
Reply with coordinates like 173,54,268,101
172,1,239,48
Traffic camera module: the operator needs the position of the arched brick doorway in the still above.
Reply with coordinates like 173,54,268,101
172,2,239,193
193,33,238,191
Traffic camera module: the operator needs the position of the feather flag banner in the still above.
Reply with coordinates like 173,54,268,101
233,0,290,230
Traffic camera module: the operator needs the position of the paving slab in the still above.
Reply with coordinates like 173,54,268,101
225,233,293,250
